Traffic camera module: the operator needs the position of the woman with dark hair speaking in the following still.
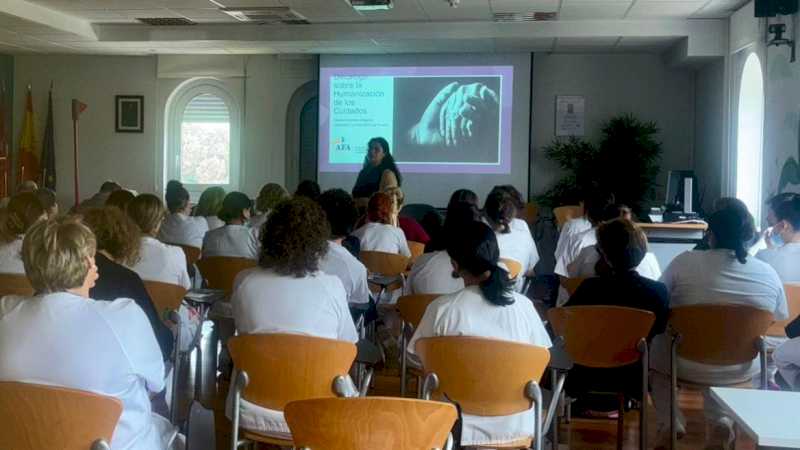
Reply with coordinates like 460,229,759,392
352,137,402,201
406,220,551,447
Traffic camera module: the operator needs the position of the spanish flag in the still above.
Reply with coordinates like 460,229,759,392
17,85,39,185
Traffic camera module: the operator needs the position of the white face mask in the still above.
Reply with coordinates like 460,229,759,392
770,230,785,247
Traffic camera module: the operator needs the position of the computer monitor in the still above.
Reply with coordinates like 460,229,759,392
665,170,699,213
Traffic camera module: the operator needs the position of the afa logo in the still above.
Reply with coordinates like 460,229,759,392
333,136,352,152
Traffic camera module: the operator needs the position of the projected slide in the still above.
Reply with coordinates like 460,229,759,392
318,66,513,174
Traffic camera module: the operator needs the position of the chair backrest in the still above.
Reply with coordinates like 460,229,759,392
407,241,425,262
0,273,34,297
397,294,440,329
670,304,774,365
553,205,583,228
0,381,122,450
360,251,410,276
285,397,457,450
561,277,586,296
415,336,550,416
524,202,539,228
767,283,800,337
500,258,522,280
228,334,357,411
143,280,187,321
195,256,256,294
548,306,656,368
174,244,202,269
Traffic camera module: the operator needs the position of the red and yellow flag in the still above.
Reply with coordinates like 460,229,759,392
17,85,39,185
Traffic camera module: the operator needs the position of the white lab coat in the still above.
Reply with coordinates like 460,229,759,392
0,292,176,450
406,250,464,296
158,213,208,249
756,242,800,283
352,222,411,258
555,226,596,277
569,244,662,281
554,217,592,267
319,241,370,305
0,237,24,275
226,267,358,438
202,225,259,260
775,337,800,389
407,285,552,447
495,226,539,292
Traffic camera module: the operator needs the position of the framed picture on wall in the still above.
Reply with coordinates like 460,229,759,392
115,95,144,133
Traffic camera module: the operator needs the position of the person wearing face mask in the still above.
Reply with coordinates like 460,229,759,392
0,217,180,450
352,137,402,203
763,193,799,250
756,196,800,282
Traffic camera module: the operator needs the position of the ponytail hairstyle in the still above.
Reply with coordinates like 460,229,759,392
446,221,514,306
483,189,515,234
707,206,756,264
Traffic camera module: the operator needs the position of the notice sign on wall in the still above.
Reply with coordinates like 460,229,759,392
555,95,585,137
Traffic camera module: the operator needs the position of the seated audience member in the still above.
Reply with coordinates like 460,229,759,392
352,192,411,258
495,184,532,234
202,192,259,260
554,191,612,270
17,180,38,193
761,193,800,253
406,201,479,295
165,180,183,199
84,207,174,361
34,187,58,219
651,205,788,447
555,190,616,278
564,218,669,409
694,197,761,252
106,189,135,210
0,217,178,450
317,189,370,305
426,189,479,253
484,189,539,292
756,196,800,282
295,179,321,201
159,185,208,249
193,186,226,230
407,221,552,448
0,192,45,274
249,182,289,232
227,197,358,439
76,180,122,212
385,186,430,245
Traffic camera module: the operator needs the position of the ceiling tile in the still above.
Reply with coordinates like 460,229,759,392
557,36,619,47
169,7,239,21
490,0,560,12
419,0,492,20
559,2,631,19
626,1,706,17
494,37,555,50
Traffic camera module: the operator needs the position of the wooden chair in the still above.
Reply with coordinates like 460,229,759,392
0,381,123,450
407,240,425,263
668,304,774,449
553,205,583,229
360,251,410,301
767,283,800,337
500,258,523,280
285,397,457,450
415,336,551,450
560,277,586,297
396,294,440,397
524,202,539,229
549,306,656,450
195,256,256,296
228,334,357,449
0,273,34,297
175,244,202,270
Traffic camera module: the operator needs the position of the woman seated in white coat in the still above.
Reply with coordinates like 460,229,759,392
127,194,198,351
202,191,259,260
651,205,788,448
249,182,288,233
484,188,539,292
227,197,358,439
192,186,226,231
0,217,179,450
407,220,552,448
0,192,45,274
352,191,411,258
158,185,208,249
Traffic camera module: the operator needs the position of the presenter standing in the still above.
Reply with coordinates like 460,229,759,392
352,137,402,203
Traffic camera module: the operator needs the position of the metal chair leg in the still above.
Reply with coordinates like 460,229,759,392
671,333,681,450
526,381,544,450
231,371,249,450
638,339,649,450
759,336,768,390
617,393,625,450
400,322,407,397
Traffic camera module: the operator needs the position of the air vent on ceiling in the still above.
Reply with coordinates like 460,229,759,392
349,0,393,11
136,17,196,26
219,6,309,24
492,12,558,22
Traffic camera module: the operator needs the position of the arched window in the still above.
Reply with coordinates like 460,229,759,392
165,78,241,196
735,53,765,224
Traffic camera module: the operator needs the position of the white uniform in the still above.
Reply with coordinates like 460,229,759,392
202,216,225,231
158,213,208,249
554,226,596,277
202,225,260,260
352,222,411,258
0,293,176,450
227,267,358,438
407,286,552,447
248,213,269,235
775,337,800,389
0,237,24,275
756,243,800,283
554,217,592,268
319,241,370,305
569,244,662,280
495,226,539,292
406,250,464,296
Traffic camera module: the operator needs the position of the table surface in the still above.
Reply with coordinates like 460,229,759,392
710,387,800,448
639,222,708,231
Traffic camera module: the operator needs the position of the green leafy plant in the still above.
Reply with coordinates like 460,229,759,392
540,114,662,216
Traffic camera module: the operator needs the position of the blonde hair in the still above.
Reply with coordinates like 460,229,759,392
127,194,166,236
22,217,96,294
256,183,289,213
82,207,142,267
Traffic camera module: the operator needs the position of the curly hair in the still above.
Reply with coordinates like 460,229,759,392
260,197,330,277
367,192,393,225
126,194,166,236
0,192,45,244
256,183,289,213
82,207,142,267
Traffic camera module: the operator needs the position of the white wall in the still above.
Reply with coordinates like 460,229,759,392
694,59,726,211
13,54,316,207
531,53,696,203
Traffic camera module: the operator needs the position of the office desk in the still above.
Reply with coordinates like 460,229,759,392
710,387,800,448
639,223,707,269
